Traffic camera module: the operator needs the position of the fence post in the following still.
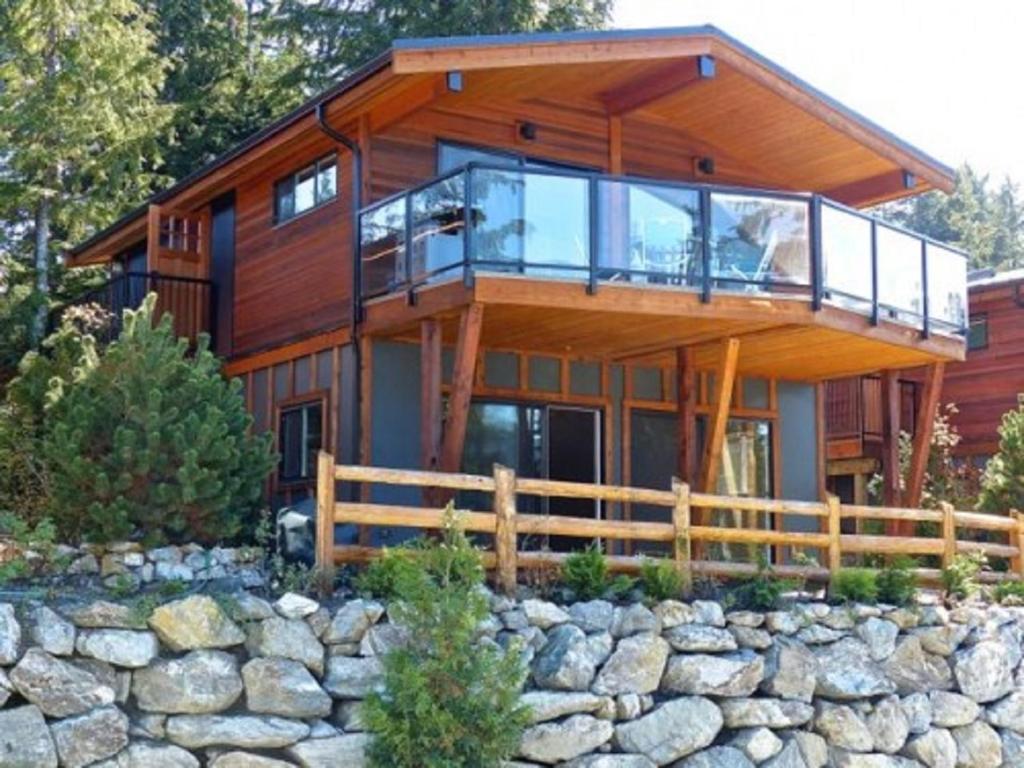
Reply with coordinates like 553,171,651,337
493,464,518,596
1015,510,1024,579
316,452,336,571
671,478,692,596
826,494,842,585
940,502,956,570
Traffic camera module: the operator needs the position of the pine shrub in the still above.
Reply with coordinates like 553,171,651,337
563,543,633,600
363,506,530,768
876,557,918,606
980,395,1024,514
830,568,878,604
38,295,274,544
638,556,685,601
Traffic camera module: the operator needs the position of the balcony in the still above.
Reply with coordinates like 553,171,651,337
358,163,968,338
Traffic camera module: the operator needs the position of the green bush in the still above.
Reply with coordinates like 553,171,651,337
876,557,918,606
830,568,878,603
363,506,530,768
354,546,421,600
942,551,987,601
730,553,790,611
980,395,1024,513
29,295,274,545
993,580,1024,605
638,557,685,601
562,543,633,600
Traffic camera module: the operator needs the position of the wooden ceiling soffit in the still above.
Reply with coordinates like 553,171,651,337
601,55,716,116
824,169,923,208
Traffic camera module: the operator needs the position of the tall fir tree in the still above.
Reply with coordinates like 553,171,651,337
0,0,170,345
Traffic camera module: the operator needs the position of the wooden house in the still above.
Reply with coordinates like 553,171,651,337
66,26,969,558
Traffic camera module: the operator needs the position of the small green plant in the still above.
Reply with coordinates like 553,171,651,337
830,568,879,604
363,505,530,767
942,551,988,601
876,557,918,606
0,513,58,584
994,580,1024,605
730,552,791,611
638,557,685,601
355,547,418,600
562,544,634,601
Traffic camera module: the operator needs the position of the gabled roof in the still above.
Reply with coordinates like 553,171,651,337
69,25,956,262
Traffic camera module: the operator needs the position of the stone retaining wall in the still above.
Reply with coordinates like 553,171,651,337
0,588,1022,766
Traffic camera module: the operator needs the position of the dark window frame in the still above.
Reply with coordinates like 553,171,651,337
276,392,329,485
273,154,338,225
967,314,989,351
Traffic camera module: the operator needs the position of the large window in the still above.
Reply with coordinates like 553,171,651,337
274,154,337,224
279,399,324,483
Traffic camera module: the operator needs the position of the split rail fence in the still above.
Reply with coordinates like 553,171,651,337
315,453,1024,595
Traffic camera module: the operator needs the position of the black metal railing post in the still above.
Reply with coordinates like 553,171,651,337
700,189,712,303
870,220,879,326
920,240,930,338
462,166,475,289
403,189,414,302
587,175,598,295
810,196,823,311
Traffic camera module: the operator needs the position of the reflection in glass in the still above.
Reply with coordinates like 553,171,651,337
708,194,810,288
460,403,545,516
821,204,873,310
410,174,465,282
708,419,773,563
876,225,923,326
359,199,406,297
597,181,700,284
927,244,968,331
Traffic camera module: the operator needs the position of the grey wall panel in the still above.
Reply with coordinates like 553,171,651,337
777,381,819,534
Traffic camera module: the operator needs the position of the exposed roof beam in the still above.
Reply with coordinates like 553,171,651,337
601,55,716,116
824,169,921,208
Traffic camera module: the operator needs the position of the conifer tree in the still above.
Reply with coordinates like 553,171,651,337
979,396,1024,515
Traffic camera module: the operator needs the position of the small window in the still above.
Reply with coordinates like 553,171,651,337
967,315,988,350
279,400,324,483
274,154,337,223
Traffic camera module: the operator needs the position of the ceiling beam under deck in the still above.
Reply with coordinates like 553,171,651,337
824,169,922,209
600,55,716,116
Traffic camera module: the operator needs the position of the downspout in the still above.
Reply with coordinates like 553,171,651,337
314,102,365,483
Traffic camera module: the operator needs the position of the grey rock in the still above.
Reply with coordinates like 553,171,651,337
1001,729,1024,765
674,746,754,767
616,692,642,721
323,655,384,699
815,638,896,700
148,595,245,651
562,757,656,768
902,728,955,768
209,752,292,768
118,742,200,767
730,625,773,650
726,611,765,628
652,600,695,628
358,623,410,656
901,693,933,735
133,650,243,714
661,650,764,697
75,629,159,668
730,727,783,762
928,691,979,728
664,623,737,652
761,741,809,768
533,624,597,691
230,592,276,621
693,601,726,627
611,603,660,637
522,599,570,629
868,696,911,754
762,636,819,703
797,624,847,645
286,733,371,767
130,713,167,739
765,611,802,635
67,600,144,629
10,647,115,717
323,599,384,644
821,608,857,631
246,617,325,677
883,636,954,695
783,732,829,768
0,604,20,664
591,633,669,695
519,691,605,723
569,600,615,633
857,618,899,661
31,606,75,656
911,624,969,657
986,690,1024,732
951,721,1002,768
614,696,722,765
519,714,613,763
719,698,815,729
0,705,57,768
243,658,332,719
165,715,310,749
50,706,128,768
585,631,614,667
953,640,1014,703
814,702,874,752
274,592,319,619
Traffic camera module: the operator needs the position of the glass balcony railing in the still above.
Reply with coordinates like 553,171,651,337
359,163,969,337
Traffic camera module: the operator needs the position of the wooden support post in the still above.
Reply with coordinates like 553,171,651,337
1015,510,1024,579
420,318,442,472
316,451,336,570
880,370,902,524
905,363,945,510
358,335,373,545
439,303,484,473
676,347,697,486
493,464,518,595
672,478,692,596
941,501,957,571
146,203,161,272
608,115,623,174
699,338,740,493
826,494,842,583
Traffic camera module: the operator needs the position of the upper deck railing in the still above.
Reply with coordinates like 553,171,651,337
358,162,969,338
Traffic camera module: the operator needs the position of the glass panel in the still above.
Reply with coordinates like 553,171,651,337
460,403,545,515
409,173,465,283
316,160,337,202
821,203,873,311
926,243,968,331
275,178,295,222
597,180,700,285
528,356,561,393
967,316,988,350
295,166,317,214
708,194,810,288
876,225,923,325
438,142,519,172
360,199,406,297
279,408,303,481
708,419,773,563
742,377,770,410
469,168,589,278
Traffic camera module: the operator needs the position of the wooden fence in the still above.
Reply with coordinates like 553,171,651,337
315,453,1024,595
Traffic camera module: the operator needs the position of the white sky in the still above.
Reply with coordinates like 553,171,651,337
613,0,1024,185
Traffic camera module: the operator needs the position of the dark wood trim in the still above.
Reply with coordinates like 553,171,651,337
905,362,945,510
699,338,740,493
881,369,902,516
420,318,443,474
439,304,484,472
676,346,697,485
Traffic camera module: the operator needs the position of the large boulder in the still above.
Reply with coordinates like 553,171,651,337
856,618,899,661
664,624,737,653
323,599,384,645
133,650,243,714
30,606,75,657
569,600,615,633
718,698,815,729
0,604,20,664
0,705,57,768
951,721,1002,768
285,733,371,768
50,706,128,768
519,714,614,763
661,651,764,698
522,599,570,629
730,727,783,763
761,637,818,703
165,714,310,749
66,600,145,629
242,657,332,719
323,655,384,699
533,624,598,691
901,728,956,768
246,617,325,677
953,640,1015,703
867,695,910,754
815,638,896,700
614,696,723,765
814,703,874,752
519,691,606,723
209,752,291,768
9,648,115,717
674,747,754,767
74,629,159,668
929,691,979,728
148,595,245,651
591,633,669,695
118,741,201,767
986,690,1024,732
883,636,953,695
610,603,660,638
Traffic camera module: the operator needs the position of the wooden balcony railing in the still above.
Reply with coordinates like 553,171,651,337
315,454,1024,595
